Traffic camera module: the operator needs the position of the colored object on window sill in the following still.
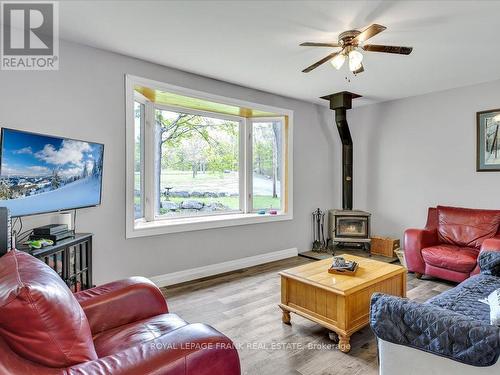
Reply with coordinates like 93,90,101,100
269,210,278,215
257,210,266,215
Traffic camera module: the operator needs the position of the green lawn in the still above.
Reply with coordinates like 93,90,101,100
136,195,280,211
166,195,279,210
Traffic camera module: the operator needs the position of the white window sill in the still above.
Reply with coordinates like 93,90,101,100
127,212,293,238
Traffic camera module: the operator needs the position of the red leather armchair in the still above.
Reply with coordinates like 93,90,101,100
404,206,500,283
0,250,241,375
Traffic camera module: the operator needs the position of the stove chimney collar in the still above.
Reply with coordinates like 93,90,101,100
320,91,362,110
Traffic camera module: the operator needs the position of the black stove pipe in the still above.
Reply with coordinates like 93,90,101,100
320,91,361,211
335,108,353,211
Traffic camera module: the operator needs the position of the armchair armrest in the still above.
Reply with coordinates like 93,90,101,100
67,324,240,375
74,277,168,335
481,238,500,254
0,324,240,375
404,228,439,274
370,293,500,367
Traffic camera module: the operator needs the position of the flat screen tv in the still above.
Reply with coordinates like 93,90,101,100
0,128,104,217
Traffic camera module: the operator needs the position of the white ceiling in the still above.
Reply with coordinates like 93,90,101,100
59,0,500,106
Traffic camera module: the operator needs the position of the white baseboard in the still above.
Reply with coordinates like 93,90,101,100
150,248,298,287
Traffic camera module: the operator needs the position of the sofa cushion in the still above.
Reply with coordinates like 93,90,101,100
371,291,500,367
421,244,479,273
0,250,97,367
426,273,500,322
93,313,188,357
437,206,500,249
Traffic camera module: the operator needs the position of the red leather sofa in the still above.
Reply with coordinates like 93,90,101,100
0,250,241,375
404,206,500,283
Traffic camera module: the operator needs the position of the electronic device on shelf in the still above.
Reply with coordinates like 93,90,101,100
0,128,104,217
29,230,75,244
33,224,69,236
0,207,11,256
30,224,74,244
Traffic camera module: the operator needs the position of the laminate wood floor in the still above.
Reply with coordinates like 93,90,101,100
161,256,454,375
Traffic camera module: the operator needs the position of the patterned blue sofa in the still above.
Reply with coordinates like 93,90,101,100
370,251,500,375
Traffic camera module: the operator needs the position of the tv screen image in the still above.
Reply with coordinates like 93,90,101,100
0,128,104,217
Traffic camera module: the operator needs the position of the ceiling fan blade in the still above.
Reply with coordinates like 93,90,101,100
302,51,339,73
353,64,364,75
352,24,386,44
363,44,413,55
300,42,341,47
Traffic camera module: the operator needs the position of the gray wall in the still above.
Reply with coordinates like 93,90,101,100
0,41,340,284
349,79,500,238
4,41,496,282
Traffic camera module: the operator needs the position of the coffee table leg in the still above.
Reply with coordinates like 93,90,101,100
338,335,351,353
280,307,291,325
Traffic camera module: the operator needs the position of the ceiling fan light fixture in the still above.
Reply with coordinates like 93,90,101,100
300,24,413,74
348,49,363,72
330,53,346,70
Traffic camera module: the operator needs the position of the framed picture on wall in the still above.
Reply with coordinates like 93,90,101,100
477,108,500,172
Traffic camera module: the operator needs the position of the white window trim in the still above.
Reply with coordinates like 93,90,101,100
125,74,293,238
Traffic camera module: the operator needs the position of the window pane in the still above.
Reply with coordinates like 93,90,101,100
252,121,282,211
134,101,144,219
155,109,240,217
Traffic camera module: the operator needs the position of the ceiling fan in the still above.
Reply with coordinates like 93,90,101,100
300,24,412,74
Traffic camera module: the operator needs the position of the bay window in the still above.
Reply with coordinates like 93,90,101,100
126,75,293,237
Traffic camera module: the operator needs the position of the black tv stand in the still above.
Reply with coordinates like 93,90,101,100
17,233,93,291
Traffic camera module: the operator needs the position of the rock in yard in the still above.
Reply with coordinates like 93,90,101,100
204,192,218,198
161,201,179,211
171,190,189,198
181,200,204,210
201,202,229,212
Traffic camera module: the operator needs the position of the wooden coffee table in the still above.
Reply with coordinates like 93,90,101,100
279,254,406,353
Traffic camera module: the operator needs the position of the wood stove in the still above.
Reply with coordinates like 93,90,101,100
322,92,371,251
329,210,371,250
